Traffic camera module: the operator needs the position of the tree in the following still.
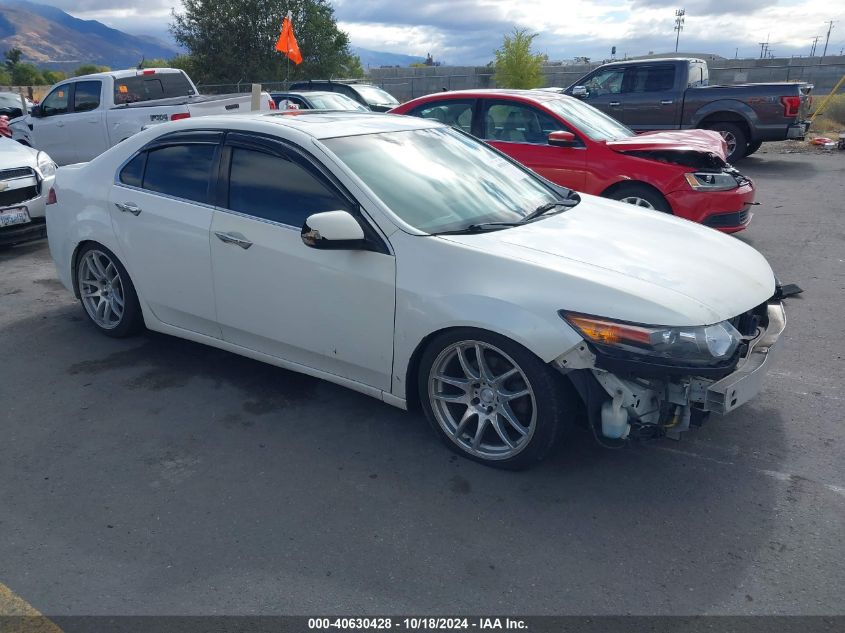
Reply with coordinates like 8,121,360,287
4,48,22,71
140,58,171,69
73,64,111,77
11,63,45,85
493,28,547,89
170,0,361,83
0,67,11,85
42,70,66,85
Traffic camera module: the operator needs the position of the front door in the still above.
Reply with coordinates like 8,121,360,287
108,134,222,338
481,100,586,190
30,83,73,164
210,135,396,391
572,66,627,123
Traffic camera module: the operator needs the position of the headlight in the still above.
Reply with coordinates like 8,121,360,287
560,312,742,366
684,171,737,192
36,151,57,178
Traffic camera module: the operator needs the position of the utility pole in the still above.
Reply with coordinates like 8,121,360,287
810,35,820,57
674,8,685,52
821,20,835,58
758,35,769,59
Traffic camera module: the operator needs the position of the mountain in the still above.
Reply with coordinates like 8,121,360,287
0,0,179,70
351,47,426,69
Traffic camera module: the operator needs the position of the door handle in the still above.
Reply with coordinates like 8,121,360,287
114,202,142,216
660,100,674,105
214,231,253,250
609,101,621,107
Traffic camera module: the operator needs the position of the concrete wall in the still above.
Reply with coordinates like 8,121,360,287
369,56,845,102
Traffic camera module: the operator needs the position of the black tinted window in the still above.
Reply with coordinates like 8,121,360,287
119,153,146,187
74,81,101,112
630,66,675,92
114,72,195,104
228,148,349,227
142,144,216,204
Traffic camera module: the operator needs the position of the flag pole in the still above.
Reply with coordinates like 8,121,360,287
285,10,292,87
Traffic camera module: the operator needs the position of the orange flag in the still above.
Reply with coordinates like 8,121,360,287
275,11,302,64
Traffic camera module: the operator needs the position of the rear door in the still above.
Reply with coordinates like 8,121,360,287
63,80,110,162
108,132,222,338
620,64,680,130
209,133,396,390
480,99,586,190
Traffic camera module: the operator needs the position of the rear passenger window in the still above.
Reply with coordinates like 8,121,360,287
73,81,101,112
119,153,146,187
227,148,350,227
410,101,474,133
142,144,216,204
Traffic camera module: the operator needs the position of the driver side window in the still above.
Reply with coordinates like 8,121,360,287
41,85,70,117
584,69,625,97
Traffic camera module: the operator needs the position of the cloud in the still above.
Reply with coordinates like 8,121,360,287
54,0,845,64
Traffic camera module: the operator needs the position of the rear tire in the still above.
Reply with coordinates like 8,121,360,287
606,184,671,213
76,243,143,338
745,140,763,156
706,122,748,163
418,328,576,470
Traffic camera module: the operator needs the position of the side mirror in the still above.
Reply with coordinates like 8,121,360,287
301,210,365,250
549,131,577,147
30,105,41,118
571,85,588,99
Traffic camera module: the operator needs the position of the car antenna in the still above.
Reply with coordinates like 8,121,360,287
137,56,145,70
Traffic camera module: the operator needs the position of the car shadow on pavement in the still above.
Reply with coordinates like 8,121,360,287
739,157,817,179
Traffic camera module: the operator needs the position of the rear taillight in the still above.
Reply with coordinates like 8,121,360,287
781,96,800,118
47,187,57,205
142,69,156,75
268,99,277,110
170,112,191,121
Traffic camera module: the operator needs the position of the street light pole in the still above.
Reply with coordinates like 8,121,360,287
674,8,685,52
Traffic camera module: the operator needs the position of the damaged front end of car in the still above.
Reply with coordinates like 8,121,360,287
552,298,786,444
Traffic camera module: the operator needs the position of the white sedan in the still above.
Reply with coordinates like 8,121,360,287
46,112,785,469
0,137,56,246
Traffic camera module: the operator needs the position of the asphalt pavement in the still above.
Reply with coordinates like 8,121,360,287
0,150,843,616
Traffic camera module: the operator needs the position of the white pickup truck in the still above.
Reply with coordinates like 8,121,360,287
11,68,275,165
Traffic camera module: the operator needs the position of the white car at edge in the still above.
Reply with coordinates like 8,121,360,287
0,137,56,247
45,111,786,469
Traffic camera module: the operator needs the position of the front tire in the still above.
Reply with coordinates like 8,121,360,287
76,244,143,338
745,139,763,156
606,184,671,213
418,329,575,470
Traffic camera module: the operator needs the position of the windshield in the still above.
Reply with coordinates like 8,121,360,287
323,127,562,234
354,86,399,106
308,93,369,111
543,97,635,141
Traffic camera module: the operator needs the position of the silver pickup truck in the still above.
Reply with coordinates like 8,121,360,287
11,68,274,165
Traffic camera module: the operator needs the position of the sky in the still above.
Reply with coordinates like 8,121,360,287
47,0,845,65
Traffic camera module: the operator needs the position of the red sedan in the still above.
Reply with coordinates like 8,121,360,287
390,90,755,232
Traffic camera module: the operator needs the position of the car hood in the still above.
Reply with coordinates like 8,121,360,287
0,135,39,168
605,129,728,163
439,194,775,326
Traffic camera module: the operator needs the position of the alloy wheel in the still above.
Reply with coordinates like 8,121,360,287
718,130,737,156
428,340,537,460
78,249,125,329
619,196,656,209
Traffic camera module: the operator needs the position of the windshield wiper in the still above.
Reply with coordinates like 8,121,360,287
431,222,523,235
520,199,579,223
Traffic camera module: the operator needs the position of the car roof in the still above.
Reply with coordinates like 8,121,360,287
406,88,577,105
162,111,440,140
597,57,704,67
270,91,350,99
